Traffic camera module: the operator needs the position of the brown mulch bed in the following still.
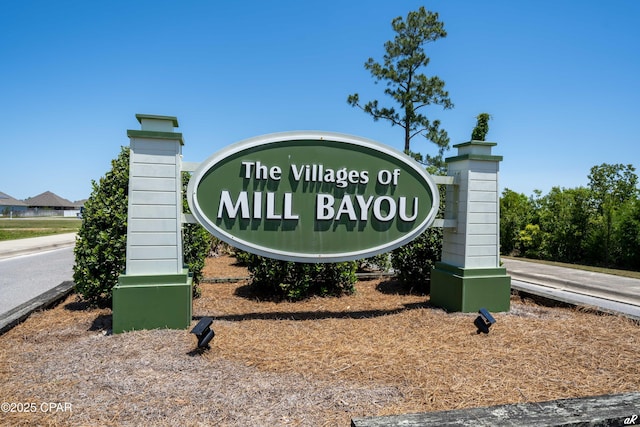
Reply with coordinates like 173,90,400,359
1,255,639,426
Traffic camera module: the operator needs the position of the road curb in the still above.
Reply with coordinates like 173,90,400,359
0,241,76,260
509,270,639,305
0,281,75,335
0,233,77,260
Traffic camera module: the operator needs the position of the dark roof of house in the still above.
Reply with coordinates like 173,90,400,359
0,191,28,207
23,191,76,208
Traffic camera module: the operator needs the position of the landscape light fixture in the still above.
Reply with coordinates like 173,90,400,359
190,317,215,349
474,308,496,334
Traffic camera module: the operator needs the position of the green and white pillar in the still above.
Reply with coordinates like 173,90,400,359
430,141,511,312
112,114,192,333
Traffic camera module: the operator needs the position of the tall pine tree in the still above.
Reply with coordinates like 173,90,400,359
347,6,453,167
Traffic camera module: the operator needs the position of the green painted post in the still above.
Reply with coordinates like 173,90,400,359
430,141,511,312
112,114,192,333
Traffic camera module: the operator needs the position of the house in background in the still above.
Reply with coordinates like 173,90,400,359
0,191,28,217
0,191,85,217
23,191,81,217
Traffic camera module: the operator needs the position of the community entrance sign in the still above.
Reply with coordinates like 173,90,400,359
187,132,439,262
113,114,511,334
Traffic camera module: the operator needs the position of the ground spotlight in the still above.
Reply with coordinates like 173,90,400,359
191,317,215,349
474,308,495,334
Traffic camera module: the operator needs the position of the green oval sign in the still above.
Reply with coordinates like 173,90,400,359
187,132,439,262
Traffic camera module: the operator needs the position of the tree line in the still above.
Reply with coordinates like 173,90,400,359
500,163,640,270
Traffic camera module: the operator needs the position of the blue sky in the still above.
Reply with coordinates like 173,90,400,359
2,1,639,202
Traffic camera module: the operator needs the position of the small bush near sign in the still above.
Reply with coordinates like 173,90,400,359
240,252,357,300
392,228,443,293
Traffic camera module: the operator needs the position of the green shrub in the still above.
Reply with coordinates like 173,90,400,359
73,147,130,306
73,147,211,306
233,248,253,266
471,113,491,141
240,252,357,300
182,172,213,298
182,220,211,298
358,253,392,272
391,227,442,293
516,223,545,259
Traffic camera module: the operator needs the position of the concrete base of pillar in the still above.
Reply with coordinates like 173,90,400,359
113,270,192,334
430,262,511,312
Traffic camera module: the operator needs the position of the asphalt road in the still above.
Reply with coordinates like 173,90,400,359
0,247,74,313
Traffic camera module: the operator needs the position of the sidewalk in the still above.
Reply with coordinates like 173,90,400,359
0,233,77,259
502,257,640,307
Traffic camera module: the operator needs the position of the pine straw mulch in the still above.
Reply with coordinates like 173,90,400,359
1,255,639,426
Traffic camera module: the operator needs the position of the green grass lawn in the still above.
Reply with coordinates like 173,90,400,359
0,218,81,241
